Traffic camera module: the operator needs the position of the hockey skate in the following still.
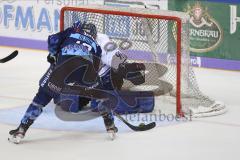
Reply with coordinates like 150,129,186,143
8,120,33,144
102,113,118,140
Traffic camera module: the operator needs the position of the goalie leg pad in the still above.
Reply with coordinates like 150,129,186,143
91,92,154,114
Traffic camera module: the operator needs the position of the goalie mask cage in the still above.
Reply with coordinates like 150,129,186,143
60,5,226,117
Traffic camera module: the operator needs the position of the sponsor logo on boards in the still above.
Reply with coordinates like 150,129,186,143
185,2,223,53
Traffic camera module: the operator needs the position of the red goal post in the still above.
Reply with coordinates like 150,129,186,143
60,5,226,117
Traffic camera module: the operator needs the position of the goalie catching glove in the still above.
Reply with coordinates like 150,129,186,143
118,62,146,85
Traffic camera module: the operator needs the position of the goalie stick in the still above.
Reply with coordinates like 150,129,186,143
114,112,156,131
0,50,18,63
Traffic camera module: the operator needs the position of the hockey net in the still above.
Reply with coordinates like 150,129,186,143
60,5,226,118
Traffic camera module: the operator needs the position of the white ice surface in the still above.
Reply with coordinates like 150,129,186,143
0,46,240,160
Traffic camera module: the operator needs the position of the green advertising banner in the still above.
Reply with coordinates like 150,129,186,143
169,0,240,60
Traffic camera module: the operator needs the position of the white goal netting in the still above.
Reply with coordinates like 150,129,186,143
60,5,226,117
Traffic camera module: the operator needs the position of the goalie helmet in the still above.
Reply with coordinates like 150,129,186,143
82,22,97,39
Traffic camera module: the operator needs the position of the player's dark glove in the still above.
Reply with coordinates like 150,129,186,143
47,54,56,64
